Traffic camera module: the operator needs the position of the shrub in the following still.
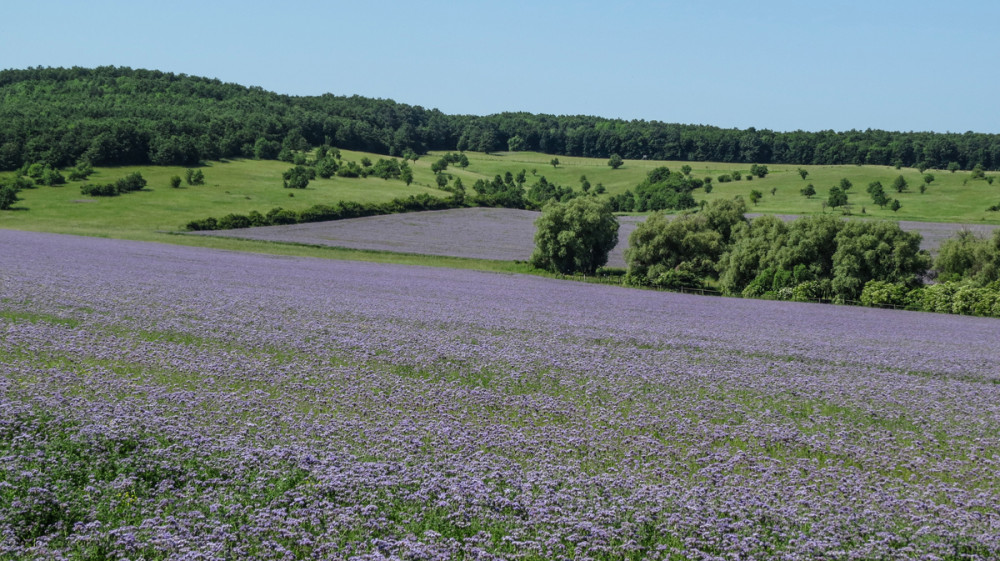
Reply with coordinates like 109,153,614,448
80,183,118,197
115,172,147,193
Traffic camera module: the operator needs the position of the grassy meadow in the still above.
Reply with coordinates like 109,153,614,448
3,150,1000,254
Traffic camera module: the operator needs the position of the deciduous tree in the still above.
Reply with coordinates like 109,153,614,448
530,197,618,275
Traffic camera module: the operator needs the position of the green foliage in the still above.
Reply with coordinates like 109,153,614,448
892,174,908,193
550,158,559,168
80,182,119,197
839,178,852,191
370,158,404,180
472,174,527,208
749,164,769,178
800,184,816,198
867,181,889,208
431,158,448,173
4,66,1000,174
971,164,986,179
798,168,808,180
827,186,848,208
529,198,619,275
184,168,204,185
830,220,930,301
890,199,901,212
923,173,934,185
625,211,724,287
67,160,93,181
934,229,1000,284
948,161,961,173
253,138,281,160
169,175,182,188
681,165,692,176
336,160,363,178
115,171,147,193
79,171,148,197
609,167,697,212
749,189,763,205
186,193,456,231
38,166,65,186
717,215,790,295
860,280,912,308
282,165,314,189
701,197,748,243
0,182,21,209
316,157,338,178
608,153,624,169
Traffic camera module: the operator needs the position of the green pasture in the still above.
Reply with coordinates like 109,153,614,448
3,151,1000,253
0,153,450,240
444,151,1000,224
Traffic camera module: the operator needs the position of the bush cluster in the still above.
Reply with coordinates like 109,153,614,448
623,198,931,302
861,280,1000,317
185,193,456,231
79,172,147,197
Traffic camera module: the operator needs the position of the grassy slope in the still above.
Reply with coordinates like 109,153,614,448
2,151,999,268
0,150,450,240
450,151,1000,224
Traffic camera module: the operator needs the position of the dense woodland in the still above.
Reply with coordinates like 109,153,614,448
4,66,1000,171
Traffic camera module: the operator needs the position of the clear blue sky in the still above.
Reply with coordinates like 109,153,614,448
3,0,998,133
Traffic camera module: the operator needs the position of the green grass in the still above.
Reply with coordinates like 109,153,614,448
0,150,451,240
3,151,999,268
441,151,1000,224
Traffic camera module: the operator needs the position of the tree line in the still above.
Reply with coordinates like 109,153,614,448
4,66,1000,171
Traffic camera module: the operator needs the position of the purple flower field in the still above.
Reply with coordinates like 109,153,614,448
2,229,1000,560
196,208,996,267
195,208,647,268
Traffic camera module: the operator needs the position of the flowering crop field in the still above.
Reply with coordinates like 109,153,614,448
195,208,645,268
197,208,996,268
2,230,1000,560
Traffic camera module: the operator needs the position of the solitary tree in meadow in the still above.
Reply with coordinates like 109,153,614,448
801,184,816,198
550,158,560,168
608,154,624,169
798,168,808,180
828,186,848,208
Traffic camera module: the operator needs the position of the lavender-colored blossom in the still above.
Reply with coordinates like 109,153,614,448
1,229,999,560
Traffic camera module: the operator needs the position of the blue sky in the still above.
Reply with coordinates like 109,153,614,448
3,0,998,133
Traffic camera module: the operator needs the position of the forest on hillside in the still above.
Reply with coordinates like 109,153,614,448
4,66,1000,171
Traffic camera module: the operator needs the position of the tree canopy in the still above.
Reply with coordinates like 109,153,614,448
530,198,619,275
4,66,1000,171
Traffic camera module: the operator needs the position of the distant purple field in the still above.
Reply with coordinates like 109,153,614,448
196,208,996,267
3,230,1000,559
